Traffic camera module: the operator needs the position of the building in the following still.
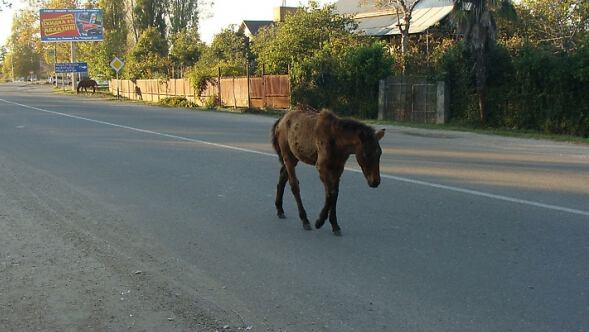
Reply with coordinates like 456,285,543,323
334,0,455,37
238,6,299,39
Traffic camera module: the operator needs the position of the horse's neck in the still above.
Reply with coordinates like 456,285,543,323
335,128,362,155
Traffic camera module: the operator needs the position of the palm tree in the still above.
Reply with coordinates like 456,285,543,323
453,0,514,124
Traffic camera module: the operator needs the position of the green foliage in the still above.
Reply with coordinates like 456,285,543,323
508,44,589,136
252,1,359,74
436,41,478,123
438,39,589,137
2,9,42,80
159,96,197,108
125,26,169,80
77,0,128,79
188,28,248,94
170,30,202,68
168,0,199,35
251,2,393,118
202,95,219,109
341,43,394,118
133,0,167,37
515,0,589,52
290,42,393,117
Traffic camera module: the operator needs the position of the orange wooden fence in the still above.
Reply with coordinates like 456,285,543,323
109,75,290,109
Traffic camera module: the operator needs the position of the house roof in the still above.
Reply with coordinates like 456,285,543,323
240,20,275,36
335,0,454,36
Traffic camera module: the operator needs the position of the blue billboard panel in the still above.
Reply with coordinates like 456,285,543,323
55,62,88,73
40,9,104,42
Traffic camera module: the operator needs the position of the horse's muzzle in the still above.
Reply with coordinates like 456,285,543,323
368,179,380,188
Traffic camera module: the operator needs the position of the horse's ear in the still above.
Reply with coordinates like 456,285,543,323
376,129,385,141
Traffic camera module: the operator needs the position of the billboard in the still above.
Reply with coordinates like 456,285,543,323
40,9,104,42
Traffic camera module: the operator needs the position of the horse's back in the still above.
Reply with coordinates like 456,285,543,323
80,79,96,87
276,110,320,165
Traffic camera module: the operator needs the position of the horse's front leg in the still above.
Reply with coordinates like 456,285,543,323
315,166,343,236
328,182,342,236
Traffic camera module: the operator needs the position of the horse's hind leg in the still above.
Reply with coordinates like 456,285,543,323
275,166,288,219
283,158,312,231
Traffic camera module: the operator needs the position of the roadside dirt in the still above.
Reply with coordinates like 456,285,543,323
0,153,249,331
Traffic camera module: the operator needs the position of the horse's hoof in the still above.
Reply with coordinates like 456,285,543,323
333,229,342,237
277,212,286,219
315,220,325,229
303,223,312,231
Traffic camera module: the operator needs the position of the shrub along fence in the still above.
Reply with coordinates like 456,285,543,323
109,74,290,109
439,42,589,137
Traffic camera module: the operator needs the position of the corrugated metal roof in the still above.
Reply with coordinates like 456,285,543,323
335,0,454,36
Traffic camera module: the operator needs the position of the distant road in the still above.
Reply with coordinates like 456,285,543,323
1,83,588,331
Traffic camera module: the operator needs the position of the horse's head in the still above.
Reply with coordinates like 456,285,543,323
356,128,385,188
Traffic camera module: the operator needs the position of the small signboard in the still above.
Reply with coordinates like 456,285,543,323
40,9,104,42
55,62,88,73
110,57,124,73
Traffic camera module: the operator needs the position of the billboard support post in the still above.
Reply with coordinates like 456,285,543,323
53,44,57,87
70,42,77,92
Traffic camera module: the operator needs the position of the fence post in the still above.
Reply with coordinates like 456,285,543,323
436,81,448,124
246,62,251,109
262,64,266,108
218,67,222,107
378,79,385,121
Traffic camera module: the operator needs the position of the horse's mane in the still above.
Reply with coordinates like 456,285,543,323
295,103,320,113
319,110,375,137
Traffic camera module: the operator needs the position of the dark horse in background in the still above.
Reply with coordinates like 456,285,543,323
77,78,98,94
271,107,385,236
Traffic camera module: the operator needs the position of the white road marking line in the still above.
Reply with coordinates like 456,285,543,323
2,98,588,218
0,98,276,157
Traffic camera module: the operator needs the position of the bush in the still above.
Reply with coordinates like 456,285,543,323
436,40,588,137
290,42,393,118
159,96,197,108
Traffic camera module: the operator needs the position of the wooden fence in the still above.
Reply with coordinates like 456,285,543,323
109,74,290,109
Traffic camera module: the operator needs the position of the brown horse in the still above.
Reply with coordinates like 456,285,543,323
271,107,385,236
77,79,98,94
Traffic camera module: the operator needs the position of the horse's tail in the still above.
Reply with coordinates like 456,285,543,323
271,115,284,165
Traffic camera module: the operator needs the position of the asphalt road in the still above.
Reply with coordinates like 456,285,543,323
1,83,588,331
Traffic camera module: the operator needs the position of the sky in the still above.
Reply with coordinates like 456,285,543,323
0,0,334,47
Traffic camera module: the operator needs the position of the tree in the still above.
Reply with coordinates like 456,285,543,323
125,26,169,79
77,0,128,79
188,27,249,97
252,1,392,116
133,0,167,38
3,9,42,80
168,0,198,35
252,1,359,73
169,29,203,77
516,0,589,52
370,0,421,73
453,0,515,124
